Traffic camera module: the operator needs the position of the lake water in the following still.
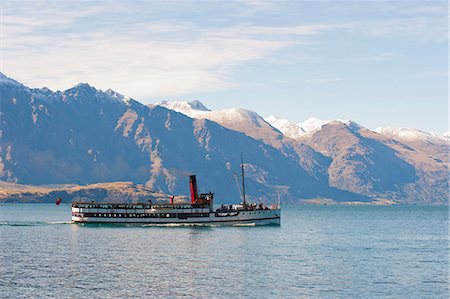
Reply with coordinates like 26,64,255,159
0,204,448,298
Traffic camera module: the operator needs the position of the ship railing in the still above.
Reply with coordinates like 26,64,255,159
72,202,210,210
230,203,273,211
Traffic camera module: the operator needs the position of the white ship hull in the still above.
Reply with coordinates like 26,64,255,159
71,205,280,226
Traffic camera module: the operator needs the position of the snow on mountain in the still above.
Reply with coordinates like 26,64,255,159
265,115,361,139
158,100,210,114
58,83,129,105
157,100,283,146
265,115,304,139
157,100,253,123
375,127,448,144
0,72,129,105
298,117,330,135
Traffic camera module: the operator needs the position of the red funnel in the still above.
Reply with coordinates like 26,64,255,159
189,175,198,204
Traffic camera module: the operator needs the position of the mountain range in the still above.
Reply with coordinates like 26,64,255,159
0,73,448,204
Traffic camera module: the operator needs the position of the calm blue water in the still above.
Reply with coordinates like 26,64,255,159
0,204,448,298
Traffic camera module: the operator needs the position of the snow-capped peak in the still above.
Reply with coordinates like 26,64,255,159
158,100,282,145
64,83,98,97
266,116,363,139
375,127,448,143
265,115,304,139
265,116,331,139
73,83,95,90
298,117,330,134
60,84,133,104
104,88,129,102
158,100,210,115
158,100,262,125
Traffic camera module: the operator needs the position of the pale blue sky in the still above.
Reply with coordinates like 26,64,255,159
1,0,448,132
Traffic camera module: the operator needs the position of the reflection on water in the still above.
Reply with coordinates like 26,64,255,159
0,204,448,298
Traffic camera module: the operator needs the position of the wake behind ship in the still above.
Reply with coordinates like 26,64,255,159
71,164,280,226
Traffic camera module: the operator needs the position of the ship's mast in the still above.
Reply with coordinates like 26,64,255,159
241,152,246,206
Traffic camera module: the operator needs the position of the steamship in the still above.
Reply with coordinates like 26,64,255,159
71,159,280,226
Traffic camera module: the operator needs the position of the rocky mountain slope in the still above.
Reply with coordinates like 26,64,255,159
0,73,447,204
0,73,363,204
161,100,449,204
157,101,331,181
159,101,449,204
267,116,449,204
